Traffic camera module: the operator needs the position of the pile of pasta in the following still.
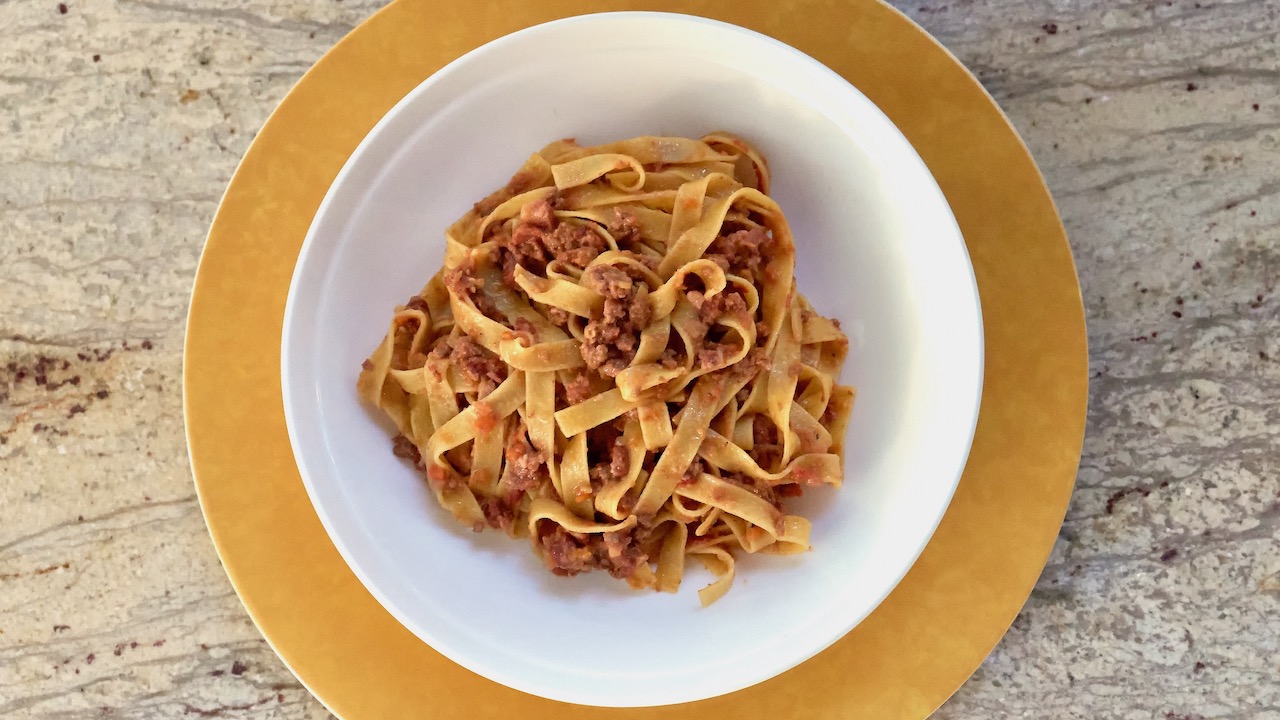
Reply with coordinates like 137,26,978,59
358,133,853,605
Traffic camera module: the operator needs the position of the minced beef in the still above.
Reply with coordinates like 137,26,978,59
581,267,652,377
610,438,630,480
392,434,422,466
708,226,772,277
504,429,545,495
626,251,662,271
539,526,594,576
679,458,706,486
497,198,608,287
595,528,648,580
691,289,748,325
481,496,517,533
563,370,595,405
519,196,555,228
726,347,769,384
583,265,633,300
697,342,735,370
608,208,643,247
589,465,611,492
705,254,732,272
546,306,572,328
445,255,500,318
494,197,609,284
536,525,651,581
512,316,539,343
616,492,638,516
405,295,429,313
431,333,507,397
750,414,783,470
503,224,550,286
680,289,749,368
545,223,607,267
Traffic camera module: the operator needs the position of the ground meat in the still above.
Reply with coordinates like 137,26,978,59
691,289,748,325
535,522,652,580
583,265,633,300
563,370,595,404
750,415,783,470
512,317,538,343
706,254,731,271
546,306,571,327
406,349,430,369
405,295,429,313
450,335,507,397
708,226,771,276
482,496,518,533
503,224,550,283
752,414,777,445
519,197,556,228
390,318,421,370
474,195,506,218
496,198,608,286
608,208,643,246
725,347,769,384
616,492,638,516
679,458,706,486
629,286,653,327
539,526,594,576
610,438,630,480
677,290,749,369
581,282,651,377
391,435,422,466
697,342,734,370
588,465,611,492
581,321,622,375
595,529,648,580
504,430,545,495
444,255,500,317
633,252,662,271
545,223,607,267
658,348,682,370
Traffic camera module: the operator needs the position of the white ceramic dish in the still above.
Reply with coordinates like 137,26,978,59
282,11,982,708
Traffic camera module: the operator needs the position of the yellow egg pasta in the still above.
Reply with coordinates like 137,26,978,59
358,133,853,605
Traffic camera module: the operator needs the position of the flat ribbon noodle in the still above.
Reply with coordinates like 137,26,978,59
358,133,854,605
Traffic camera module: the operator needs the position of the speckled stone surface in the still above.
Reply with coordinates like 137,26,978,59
1,1,1277,718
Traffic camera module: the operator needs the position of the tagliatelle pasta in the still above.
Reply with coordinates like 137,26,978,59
358,133,854,605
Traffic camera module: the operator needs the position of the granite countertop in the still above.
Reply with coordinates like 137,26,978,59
2,0,1277,717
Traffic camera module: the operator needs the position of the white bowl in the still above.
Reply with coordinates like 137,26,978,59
282,11,982,708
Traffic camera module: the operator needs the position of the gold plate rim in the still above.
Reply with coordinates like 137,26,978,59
183,1,1087,717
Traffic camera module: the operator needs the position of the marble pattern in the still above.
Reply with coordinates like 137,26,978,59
0,0,1276,717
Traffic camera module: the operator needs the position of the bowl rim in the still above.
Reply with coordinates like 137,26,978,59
281,9,984,708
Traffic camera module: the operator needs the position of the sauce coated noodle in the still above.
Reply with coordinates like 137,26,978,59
358,133,854,605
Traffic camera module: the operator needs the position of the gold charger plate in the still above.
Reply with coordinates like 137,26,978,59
183,0,1087,717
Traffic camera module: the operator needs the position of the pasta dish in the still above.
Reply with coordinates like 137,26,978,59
358,133,853,605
